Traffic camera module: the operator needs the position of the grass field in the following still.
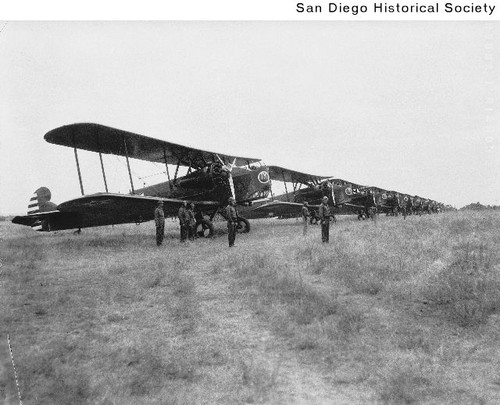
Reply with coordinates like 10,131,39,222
1,211,499,404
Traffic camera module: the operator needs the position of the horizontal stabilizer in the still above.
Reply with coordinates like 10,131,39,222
12,211,77,231
253,201,302,211
252,200,319,218
342,202,366,209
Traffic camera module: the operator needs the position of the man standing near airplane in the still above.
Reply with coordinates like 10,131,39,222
318,196,331,243
154,200,165,246
187,203,197,240
178,201,188,242
302,201,310,236
226,197,238,247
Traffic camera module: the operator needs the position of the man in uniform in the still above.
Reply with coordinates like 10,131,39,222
226,197,238,247
318,196,331,243
154,200,165,246
178,201,188,242
401,204,408,220
187,203,197,241
301,201,310,236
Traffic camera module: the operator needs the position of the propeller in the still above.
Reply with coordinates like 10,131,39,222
216,155,237,202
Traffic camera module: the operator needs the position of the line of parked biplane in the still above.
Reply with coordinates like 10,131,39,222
13,123,447,236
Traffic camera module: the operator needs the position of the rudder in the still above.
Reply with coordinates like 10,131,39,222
27,187,57,231
28,187,57,214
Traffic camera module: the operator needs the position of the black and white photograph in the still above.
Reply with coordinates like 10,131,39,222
1,8,499,404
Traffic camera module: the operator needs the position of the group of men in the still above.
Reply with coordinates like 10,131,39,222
177,201,198,243
301,196,334,243
154,200,197,246
155,195,336,247
153,197,240,247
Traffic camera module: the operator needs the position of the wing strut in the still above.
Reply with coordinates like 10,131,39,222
73,147,85,196
281,169,290,202
99,152,109,192
173,160,180,181
163,147,172,190
123,136,135,194
96,135,109,193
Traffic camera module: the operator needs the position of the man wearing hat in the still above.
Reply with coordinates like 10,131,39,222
226,197,238,247
301,201,310,236
318,196,331,243
154,200,165,246
187,202,197,241
178,201,188,242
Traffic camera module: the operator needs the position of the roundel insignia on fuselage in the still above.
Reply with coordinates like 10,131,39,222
382,193,387,200
404,196,408,201
345,187,353,196
258,171,270,184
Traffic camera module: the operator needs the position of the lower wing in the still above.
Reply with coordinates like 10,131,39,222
252,201,319,218
12,193,220,231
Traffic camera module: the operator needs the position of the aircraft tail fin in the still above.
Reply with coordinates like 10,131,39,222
15,187,58,231
12,187,59,231
27,187,57,215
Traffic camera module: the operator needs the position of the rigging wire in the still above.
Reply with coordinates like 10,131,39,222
112,156,173,188
0,21,8,35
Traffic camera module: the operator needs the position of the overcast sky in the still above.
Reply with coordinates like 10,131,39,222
0,21,498,214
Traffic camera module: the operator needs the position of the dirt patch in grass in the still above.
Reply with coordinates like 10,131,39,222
417,241,500,327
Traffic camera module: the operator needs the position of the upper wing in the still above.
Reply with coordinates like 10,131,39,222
267,165,332,185
44,123,261,169
331,178,364,187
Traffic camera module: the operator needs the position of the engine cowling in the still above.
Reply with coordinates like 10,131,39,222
175,163,229,190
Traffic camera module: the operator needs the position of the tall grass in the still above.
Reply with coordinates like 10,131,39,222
418,241,499,326
226,212,499,403
1,212,499,403
230,252,337,327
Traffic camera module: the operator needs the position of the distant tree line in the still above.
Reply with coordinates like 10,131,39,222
460,202,500,211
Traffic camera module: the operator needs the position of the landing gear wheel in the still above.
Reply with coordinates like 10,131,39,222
236,217,250,233
196,218,214,238
309,210,318,225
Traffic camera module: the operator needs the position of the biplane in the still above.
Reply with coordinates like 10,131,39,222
12,123,272,235
246,166,376,221
244,164,446,220
369,188,403,216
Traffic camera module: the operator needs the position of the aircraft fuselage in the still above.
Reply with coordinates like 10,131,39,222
136,163,271,206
